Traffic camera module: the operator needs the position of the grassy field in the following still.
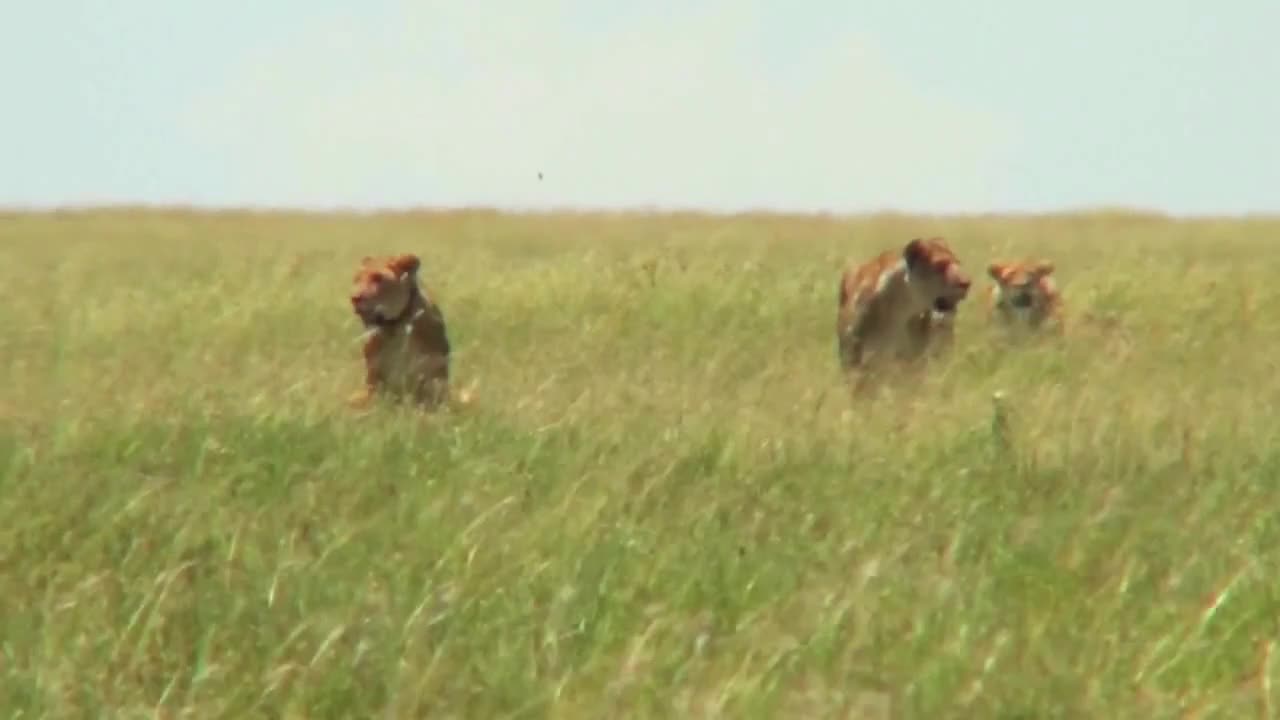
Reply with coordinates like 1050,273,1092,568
3,207,1280,718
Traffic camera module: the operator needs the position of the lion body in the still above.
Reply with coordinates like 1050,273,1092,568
836,237,972,389
349,253,452,410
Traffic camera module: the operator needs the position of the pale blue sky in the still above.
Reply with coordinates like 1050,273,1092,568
3,0,1277,214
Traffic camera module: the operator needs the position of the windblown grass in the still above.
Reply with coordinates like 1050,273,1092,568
2,208,1279,718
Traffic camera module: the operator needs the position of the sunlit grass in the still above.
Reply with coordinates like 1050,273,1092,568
2,207,1279,717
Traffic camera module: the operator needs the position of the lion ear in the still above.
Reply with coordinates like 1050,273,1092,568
902,238,927,268
1033,260,1055,277
987,263,1005,281
388,253,421,278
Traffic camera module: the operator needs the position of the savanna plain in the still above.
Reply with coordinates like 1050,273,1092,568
3,208,1280,719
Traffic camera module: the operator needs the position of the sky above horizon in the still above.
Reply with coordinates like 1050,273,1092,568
3,1,1277,215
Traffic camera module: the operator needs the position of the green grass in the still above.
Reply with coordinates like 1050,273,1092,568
3,207,1280,718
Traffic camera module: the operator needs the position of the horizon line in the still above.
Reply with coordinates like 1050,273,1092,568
1,201,1277,222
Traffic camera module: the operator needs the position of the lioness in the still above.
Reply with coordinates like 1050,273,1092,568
836,237,972,389
348,253,452,410
985,259,1062,332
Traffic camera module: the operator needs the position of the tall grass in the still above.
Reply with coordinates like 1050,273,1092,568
2,208,1279,718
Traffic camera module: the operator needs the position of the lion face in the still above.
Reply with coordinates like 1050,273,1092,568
902,237,972,315
350,253,421,327
988,260,1054,310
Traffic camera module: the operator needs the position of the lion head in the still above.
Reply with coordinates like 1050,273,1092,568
350,253,422,328
902,237,972,315
987,260,1055,310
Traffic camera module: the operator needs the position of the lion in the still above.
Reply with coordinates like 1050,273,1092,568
985,259,1062,332
836,237,972,390
348,252,453,410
